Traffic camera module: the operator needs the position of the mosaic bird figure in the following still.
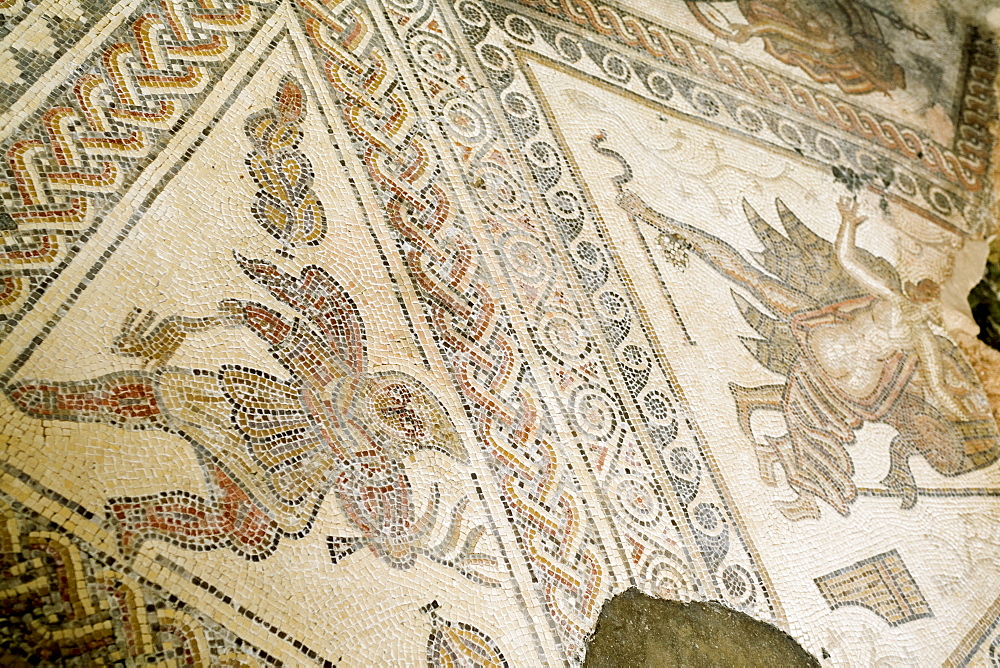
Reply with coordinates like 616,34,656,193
6,255,498,584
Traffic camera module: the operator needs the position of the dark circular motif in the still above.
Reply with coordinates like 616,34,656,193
602,52,632,83
693,502,721,533
555,33,583,63
503,14,536,43
929,186,953,215
668,448,694,477
735,105,763,134
693,90,721,117
479,43,513,74
815,134,841,161
645,71,674,100
456,0,488,28
409,32,458,75
721,564,756,605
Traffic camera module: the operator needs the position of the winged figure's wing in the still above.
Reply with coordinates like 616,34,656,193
743,199,900,306
731,290,798,376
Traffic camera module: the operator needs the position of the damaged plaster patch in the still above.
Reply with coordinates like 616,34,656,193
584,589,819,667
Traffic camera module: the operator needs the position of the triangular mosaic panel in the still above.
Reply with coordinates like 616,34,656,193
1,0,998,664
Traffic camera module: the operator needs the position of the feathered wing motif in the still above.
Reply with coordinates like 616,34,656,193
221,364,333,511
4,252,496,567
745,199,847,302
229,256,493,578
718,201,855,515
234,253,365,375
232,254,466,460
4,78,499,568
735,198,901,375
731,290,798,377
618,180,1000,519
701,198,999,517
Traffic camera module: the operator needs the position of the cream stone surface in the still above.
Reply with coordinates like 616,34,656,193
0,0,997,665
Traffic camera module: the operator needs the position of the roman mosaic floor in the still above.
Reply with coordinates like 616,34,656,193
1,0,999,664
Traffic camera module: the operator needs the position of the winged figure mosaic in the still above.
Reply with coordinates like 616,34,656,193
685,0,908,94
620,191,1000,520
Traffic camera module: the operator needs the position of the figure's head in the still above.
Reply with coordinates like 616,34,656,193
904,278,940,303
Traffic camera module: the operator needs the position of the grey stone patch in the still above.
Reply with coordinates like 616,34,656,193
584,588,820,667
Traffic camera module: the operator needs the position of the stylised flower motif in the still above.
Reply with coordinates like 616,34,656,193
244,76,327,250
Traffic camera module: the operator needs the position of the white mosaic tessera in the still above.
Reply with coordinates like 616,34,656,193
0,0,998,664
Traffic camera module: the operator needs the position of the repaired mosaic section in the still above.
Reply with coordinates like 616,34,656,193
0,493,275,666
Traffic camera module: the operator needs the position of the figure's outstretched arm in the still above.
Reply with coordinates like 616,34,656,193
835,197,897,300
618,190,809,315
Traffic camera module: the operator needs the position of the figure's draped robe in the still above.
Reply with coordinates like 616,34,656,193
778,296,917,512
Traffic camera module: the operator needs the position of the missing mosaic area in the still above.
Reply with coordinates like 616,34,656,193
0,491,277,666
500,33,1000,662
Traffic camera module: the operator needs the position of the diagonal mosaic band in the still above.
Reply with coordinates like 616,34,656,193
1,0,999,664
0,0,281,334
